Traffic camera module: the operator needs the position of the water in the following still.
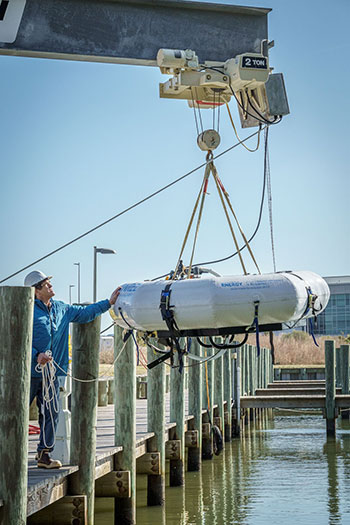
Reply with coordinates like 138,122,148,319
95,415,350,524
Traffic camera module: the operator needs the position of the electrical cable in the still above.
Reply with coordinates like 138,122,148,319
231,87,280,126
0,127,263,284
205,66,282,126
152,127,268,280
247,91,282,125
226,102,261,152
100,322,115,335
264,126,277,272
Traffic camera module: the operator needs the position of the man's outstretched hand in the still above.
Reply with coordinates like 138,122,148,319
109,286,122,306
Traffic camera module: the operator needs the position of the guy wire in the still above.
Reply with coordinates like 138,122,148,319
1,127,264,284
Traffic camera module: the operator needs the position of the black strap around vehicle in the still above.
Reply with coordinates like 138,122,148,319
159,283,185,372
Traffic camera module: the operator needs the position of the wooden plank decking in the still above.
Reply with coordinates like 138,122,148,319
27,396,191,517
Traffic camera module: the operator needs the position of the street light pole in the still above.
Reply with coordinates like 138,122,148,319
74,262,81,303
93,247,97,303
69,284,75,305
93,246,116,302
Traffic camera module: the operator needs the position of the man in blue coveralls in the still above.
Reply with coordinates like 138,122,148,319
25,270,120,469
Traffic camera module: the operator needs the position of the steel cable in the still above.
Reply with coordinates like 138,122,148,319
0,128,264,284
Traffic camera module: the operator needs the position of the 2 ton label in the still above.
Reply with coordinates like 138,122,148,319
242,56,267,69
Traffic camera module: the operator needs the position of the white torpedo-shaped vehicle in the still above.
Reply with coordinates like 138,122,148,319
112,270,330,337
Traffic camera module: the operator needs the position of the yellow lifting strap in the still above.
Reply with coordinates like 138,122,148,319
172,150,261,279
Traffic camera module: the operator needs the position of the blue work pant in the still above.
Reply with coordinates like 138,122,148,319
30,376,59,453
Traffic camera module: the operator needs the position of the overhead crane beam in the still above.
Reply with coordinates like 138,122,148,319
0,0,270,65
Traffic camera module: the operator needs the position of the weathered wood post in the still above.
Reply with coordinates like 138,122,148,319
248,345,255,421
188,338,202,471
214,342,224,440
240,344,247,427
202,342,214,459
108,378,114,404
325,339,336,437
169,347,185,486
247,345,252,396
240,344,245,394
336,347,341,388
261,347,266,388
98,378,108,406
223,348,232,441
340,344,350,420
70,316,101,524
232,349,241,436
269,348,274,385
114,325,136,523
0,286,34,525
147,339,166,505
256,349,263,419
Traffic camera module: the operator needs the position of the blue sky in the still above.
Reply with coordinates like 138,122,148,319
1,0,349,329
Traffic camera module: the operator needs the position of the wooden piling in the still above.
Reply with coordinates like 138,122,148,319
114,325,136,524
202,341,214,459
98,379,108,406
27,496,87,524
0,286,34,525
108,378,114,404
340,344,349,394
336,347,341,388
188,338,202,471
248,345,255,421
70,316,101,524
223,349,232,441
340,344,350,420
169,348,185,485
147,339,166,505
214,340,224,437
232,349,241,437
325,339,336,437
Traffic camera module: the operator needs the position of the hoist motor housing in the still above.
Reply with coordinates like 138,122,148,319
157,48,199,72
224,53,269,91
157,47,287,124
111,271,329,335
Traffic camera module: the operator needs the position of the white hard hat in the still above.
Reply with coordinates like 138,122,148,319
24,270,53,287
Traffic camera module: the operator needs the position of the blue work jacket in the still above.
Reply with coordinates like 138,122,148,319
31,298,111,377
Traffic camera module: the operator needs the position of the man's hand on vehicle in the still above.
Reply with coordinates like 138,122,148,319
109,286,122,306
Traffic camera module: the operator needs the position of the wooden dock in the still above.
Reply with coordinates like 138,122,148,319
27,398,185,519
1,287,350,524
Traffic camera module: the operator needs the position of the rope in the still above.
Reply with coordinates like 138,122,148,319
172,146,262,278
35,355,60,449
186,156,211,278
53,336,129,382
211,164,261,274
194,87,204,133
211,164,248,274
191,88,200,136
172,170,208,280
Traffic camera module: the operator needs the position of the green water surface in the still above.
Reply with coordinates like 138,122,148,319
95,415,350,524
